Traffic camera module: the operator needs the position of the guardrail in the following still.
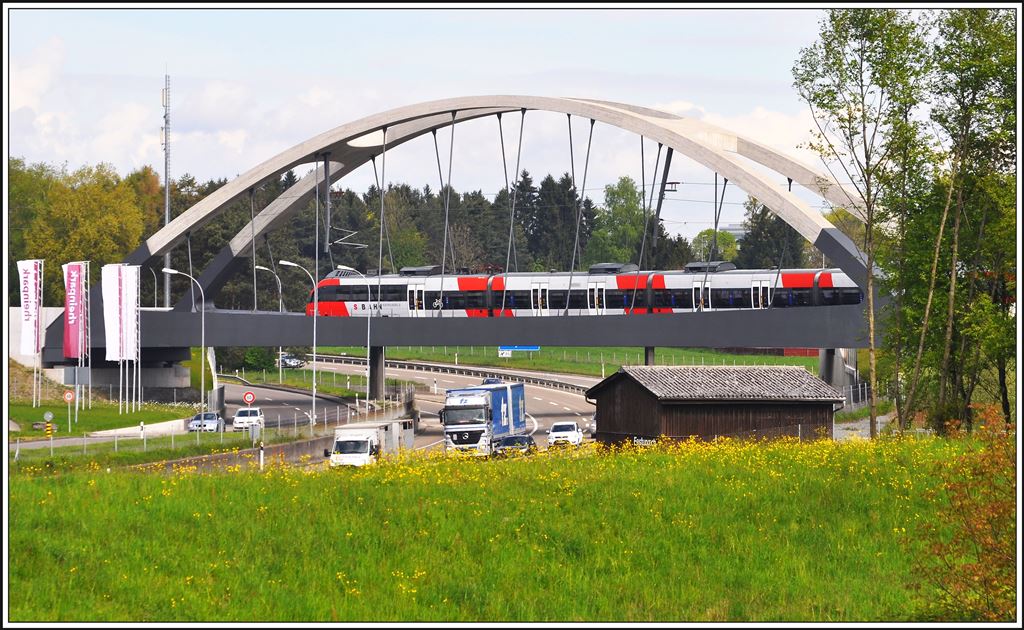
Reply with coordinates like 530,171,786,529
308,354,592,395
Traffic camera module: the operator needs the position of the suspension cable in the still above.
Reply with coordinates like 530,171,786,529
631,141,662,312
370,156,396,272
435,112,457,317
500,109,527,313
431,128,458,272
323,154,335,270
564,118,595,314
699,173,729,310
770,178,795,307
377,129,387,314
186,232,195,310
250,188,258,311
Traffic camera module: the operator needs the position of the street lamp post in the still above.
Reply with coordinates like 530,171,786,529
147,267,158,308
279,259,317,429
162,268,206,418
337,265,371,407
255,265,284,384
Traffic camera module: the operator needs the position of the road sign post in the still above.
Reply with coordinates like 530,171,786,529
64,390,75,433
44,411,54,455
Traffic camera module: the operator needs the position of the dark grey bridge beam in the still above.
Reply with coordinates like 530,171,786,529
43,306,871,358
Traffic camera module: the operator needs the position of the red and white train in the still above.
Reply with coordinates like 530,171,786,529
305,261,863,318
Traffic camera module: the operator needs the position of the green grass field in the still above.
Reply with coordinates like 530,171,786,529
225,368,412,399
8,435,961,622
320,345,820,378
7,424,327,470
8,402,194,439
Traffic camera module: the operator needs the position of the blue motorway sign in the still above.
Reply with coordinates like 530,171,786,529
498,346,541,352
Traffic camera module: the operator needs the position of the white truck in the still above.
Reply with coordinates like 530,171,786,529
323,419,414,467
440,382,527,456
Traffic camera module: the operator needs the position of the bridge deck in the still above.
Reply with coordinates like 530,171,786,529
42,305,871,364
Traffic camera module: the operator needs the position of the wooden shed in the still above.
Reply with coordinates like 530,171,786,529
586,366,844,444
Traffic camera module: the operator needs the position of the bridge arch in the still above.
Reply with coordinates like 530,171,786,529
121,96,870,300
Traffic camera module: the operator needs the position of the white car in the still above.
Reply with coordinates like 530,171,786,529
232,407,265,432
547,421,584,448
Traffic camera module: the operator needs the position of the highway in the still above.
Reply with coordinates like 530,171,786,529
309,360,598,451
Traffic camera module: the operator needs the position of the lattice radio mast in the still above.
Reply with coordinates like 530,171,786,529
162,73,171,307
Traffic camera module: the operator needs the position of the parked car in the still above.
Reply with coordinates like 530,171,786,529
279,353,305,368
492,434,538,457
232,407,265,432
188,412,222,433
547,421,584,448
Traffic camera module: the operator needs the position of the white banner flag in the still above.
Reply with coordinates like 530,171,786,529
102,264,139,361
102,264,123,361
17,259,43,356
121,265,140,360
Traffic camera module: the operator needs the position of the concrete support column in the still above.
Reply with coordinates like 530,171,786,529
644,346,656,366
819,348,836,385
369,346,385,400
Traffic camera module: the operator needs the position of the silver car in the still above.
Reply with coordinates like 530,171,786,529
188,412,221,432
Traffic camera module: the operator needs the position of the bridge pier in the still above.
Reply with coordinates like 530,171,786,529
369,346,385,400
645,346,655,366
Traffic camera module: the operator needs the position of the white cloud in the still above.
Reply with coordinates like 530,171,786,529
10,36,65,112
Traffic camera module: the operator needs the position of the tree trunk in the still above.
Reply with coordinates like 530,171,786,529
997,352,1011,427
903,162,957,424
937,181,964,420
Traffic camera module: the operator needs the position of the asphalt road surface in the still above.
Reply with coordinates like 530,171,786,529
310,360,597,452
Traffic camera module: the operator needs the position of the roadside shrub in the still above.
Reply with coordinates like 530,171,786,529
911,404,1016,621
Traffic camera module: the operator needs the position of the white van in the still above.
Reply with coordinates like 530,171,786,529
232,407,265,432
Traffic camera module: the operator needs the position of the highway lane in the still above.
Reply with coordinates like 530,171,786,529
310,360,596,451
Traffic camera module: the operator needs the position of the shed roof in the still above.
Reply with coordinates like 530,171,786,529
586,366,844,403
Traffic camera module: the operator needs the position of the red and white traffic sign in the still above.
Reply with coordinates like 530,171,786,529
63,390,75,403
242,391,256,405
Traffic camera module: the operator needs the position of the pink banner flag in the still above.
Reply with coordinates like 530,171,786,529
63,262,85,359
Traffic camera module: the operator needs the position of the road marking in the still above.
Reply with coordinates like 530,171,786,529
548,401,558,406
527,413,539,436
416,439,444,450
532,396,543,401
575,413,582,417
440,379,455,384
563,406,572,411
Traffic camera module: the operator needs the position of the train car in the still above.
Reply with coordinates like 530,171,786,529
306,262,863,318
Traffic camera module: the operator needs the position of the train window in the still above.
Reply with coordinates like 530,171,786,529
710,288,747,309
841,289,863,305
548,290,588,310
380,285,407,302
820,289,839,305
464,292,487,308
606,290,646,309
496,290,530,309
773,289,793,308
315,286,340,302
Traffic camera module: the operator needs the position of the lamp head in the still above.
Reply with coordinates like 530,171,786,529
162,267,179,276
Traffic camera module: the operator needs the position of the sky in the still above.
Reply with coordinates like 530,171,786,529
7,5,838,240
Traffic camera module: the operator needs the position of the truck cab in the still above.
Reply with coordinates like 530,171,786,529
324,420,414,467
440,383,527,456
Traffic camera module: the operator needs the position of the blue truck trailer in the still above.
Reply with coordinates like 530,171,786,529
440,381,527,456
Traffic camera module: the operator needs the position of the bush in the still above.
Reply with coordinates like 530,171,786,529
911,404,1016,621
243,347,276,371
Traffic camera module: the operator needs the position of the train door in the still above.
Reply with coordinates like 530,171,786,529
587,281,605,315
751,280,770,309
407,283,425,317
692,281,710,311
531,282,549,316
